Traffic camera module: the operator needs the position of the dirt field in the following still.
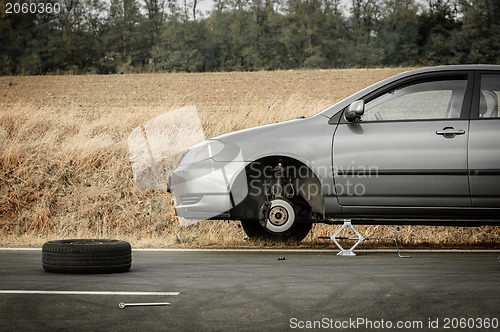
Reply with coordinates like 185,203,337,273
1,68,499,248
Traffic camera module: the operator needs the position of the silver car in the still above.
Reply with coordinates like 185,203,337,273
168,65,500,241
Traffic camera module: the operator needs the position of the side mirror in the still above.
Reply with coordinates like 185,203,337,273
345,100,365,122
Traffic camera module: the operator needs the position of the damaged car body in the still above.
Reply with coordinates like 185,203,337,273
168,65,500,241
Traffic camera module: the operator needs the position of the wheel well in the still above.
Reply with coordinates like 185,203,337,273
229,156,324,220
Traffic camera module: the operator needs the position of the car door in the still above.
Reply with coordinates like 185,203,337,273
332,73,473,208
468,72,500,207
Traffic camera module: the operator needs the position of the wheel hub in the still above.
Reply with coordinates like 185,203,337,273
269,206,289,226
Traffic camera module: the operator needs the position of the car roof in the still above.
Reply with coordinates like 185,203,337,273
407,64,500,72
393,64,500,80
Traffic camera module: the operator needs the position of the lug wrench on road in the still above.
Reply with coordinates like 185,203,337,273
119,302,171,309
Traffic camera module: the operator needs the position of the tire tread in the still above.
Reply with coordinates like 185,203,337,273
42,239,132,274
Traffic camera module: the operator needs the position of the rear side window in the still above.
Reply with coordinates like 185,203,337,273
362,78,468,122
479,74,500,118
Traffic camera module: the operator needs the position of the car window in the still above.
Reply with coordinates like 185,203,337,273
479,74,500,118
362,79,467,122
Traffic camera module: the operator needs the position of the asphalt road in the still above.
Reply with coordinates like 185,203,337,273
0,249,499,331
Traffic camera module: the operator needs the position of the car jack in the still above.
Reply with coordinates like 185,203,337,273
327,220,409,258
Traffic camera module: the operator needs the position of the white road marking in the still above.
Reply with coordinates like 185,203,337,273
0,248,499,253
0,248,40,251
0,290,179,296
133,248,500,253
134,248,335,252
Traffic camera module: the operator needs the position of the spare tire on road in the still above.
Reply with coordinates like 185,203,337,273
42,239,132,274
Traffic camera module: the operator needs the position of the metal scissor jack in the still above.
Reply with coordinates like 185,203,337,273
330,221,364,256
329,220,410,258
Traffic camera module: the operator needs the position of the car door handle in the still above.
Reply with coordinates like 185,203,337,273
436,127,466,137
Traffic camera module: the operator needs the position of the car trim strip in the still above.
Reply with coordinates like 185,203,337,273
336,169,469,176
469,169,500,175
336,169,500,176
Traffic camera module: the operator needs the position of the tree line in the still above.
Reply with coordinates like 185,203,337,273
1,0,499,75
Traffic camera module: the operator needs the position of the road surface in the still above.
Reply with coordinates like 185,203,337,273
0,249,499,331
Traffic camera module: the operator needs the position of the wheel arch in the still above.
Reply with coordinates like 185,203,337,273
229,154,325,219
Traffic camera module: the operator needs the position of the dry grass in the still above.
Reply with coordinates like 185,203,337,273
0,69,499,248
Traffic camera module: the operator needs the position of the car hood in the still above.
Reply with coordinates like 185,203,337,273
214,117,305,141
211,114,332,162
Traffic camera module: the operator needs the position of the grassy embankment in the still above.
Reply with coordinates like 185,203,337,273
1,69,499,248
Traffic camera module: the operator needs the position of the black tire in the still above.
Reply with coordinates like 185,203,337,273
241,220,312,242
42,239,132,274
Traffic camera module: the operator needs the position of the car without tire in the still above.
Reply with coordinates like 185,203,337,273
168,65,500,242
